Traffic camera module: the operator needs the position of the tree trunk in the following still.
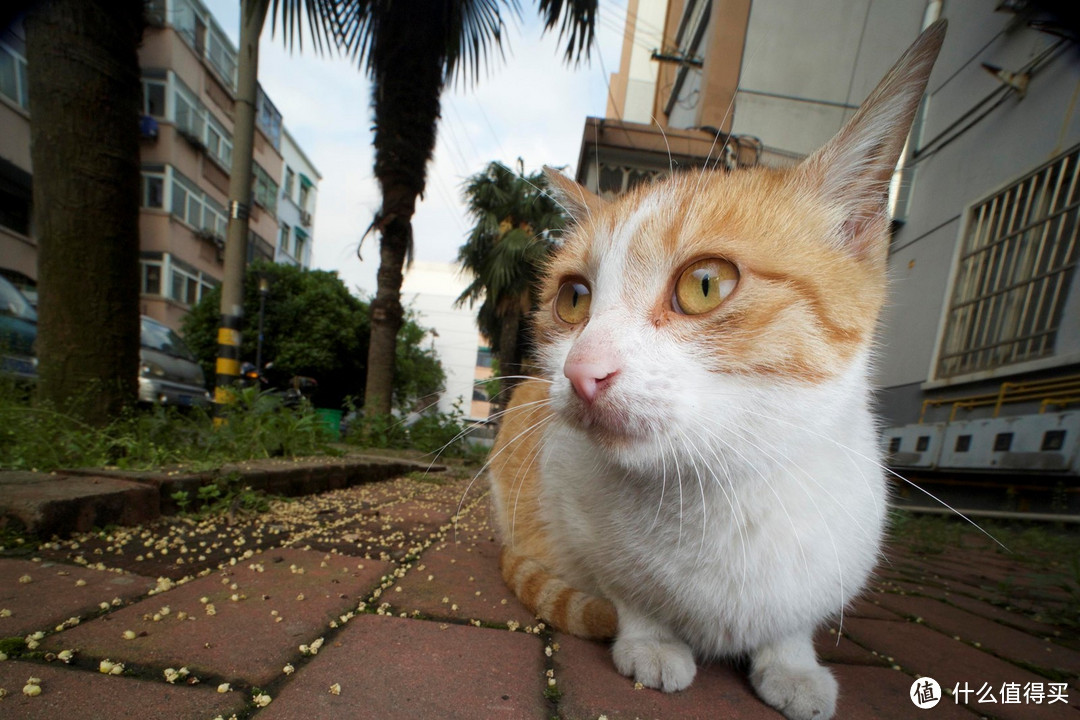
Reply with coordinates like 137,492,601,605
363,5,446,417
498,308,522,393
25,0,144,425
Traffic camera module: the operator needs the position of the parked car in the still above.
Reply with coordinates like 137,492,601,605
0,274,37,382
139,315,212,407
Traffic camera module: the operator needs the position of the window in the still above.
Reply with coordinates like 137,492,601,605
205,113,232,168
173,78,205,141
279,223,290,251
172,0,237,92
168,257,216,307
936,145,1080,379
142,172,164,209
141,260,162,295
142,78,167,118
206,22,237,89
293,226,308,262
167,74,234,167
0,42,28,110
255,84,282,151
0,156,32,236
252,163,278,215
170,167,225,238
284,167,295,199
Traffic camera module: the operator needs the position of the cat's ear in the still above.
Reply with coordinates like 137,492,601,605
798,20,946,258
543,166,605,225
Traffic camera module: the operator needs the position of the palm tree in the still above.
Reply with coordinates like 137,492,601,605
456,160,565,395
24,0,145,425
329,0,597,417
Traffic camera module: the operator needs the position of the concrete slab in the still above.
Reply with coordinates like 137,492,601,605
39,548,393,687
0,472,158,537
257,615,548,720
0,558,155,637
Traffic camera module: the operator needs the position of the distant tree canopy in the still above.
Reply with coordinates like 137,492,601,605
182,262,444,411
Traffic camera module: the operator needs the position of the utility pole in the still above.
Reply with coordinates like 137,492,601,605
214,0,269,420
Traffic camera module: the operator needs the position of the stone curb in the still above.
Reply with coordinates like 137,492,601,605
0,455,445,538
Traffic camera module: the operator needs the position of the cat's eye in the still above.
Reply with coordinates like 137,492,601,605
673,258,738,315
554,280,591,324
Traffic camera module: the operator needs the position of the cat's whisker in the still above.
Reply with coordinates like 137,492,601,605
672,424,711,566
648,432,669,534
454,398,553,540
509,415,555,548
651,115,674,176
736,405,1007,551
714,421,849,636
694,419,816,609
691,429,751,599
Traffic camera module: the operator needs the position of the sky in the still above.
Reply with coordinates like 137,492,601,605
202,0,631,299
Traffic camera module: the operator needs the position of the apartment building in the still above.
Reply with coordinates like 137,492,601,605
0,0,320,332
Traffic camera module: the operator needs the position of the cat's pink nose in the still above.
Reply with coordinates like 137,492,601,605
564,361,618,403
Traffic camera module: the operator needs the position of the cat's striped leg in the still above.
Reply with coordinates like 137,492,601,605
749,631,837,720
610,601,696,692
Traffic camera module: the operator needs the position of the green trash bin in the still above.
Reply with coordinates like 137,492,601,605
315,408,343,437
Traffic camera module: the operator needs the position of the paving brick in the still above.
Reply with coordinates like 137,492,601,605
0,472,158,537
40,548,393,687
848,594,904,621
257,614,548,720
831,665,976,719
872,593,1080,677
553,633,782,720
840,617,1074,720
815,624,889,667
0,659,245,720
391,508,535,629
0,558,156,637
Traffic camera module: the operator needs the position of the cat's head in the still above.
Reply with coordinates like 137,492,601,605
533,22,945,457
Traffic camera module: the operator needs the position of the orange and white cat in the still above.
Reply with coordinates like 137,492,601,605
489,22,946,720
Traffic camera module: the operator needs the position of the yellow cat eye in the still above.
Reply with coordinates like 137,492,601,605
673,258,739,315
554,280,592,324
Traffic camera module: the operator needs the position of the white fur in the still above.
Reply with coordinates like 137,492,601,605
533,216,885,720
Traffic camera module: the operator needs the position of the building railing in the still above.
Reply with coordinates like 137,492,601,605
919,374,1080,423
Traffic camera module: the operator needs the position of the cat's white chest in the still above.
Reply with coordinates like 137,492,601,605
538,406,886,657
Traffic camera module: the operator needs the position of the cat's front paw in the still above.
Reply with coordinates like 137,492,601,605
750,663,837,720
612,635,696,692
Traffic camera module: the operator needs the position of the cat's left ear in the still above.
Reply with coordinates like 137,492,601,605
543,166,606,226
798,20,946,258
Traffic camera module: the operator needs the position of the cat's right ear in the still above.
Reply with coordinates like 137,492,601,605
543,166,605,225
798,20,946,259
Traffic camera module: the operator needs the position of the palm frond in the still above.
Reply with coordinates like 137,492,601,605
536,0,596,64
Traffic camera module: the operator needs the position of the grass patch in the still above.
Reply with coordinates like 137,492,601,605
0,383,338,473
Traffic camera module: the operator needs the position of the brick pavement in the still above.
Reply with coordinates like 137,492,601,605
0,469,1077,719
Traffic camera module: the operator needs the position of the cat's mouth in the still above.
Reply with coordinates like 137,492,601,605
564,399,653,445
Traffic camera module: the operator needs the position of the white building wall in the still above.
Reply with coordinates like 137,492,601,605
874,6,1080,425
400,261,483,419
276,127,320,269
731,0,925,157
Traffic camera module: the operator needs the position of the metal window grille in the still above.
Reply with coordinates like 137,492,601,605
936,145,1080,379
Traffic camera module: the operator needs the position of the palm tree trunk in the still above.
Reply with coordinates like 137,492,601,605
363,6,445,417
25,0,144,425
